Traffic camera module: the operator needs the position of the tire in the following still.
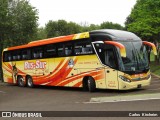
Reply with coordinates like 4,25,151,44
87,77,96,92
17,76,26,87
82,79,88,91
26,76,34,88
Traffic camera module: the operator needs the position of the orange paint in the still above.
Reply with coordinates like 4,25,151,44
143,41,157,55
104,41,126,57
7,35,74,51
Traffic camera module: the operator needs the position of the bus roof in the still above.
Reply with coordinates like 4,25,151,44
90,29,141,41
4,32,89,51
4,29,141,51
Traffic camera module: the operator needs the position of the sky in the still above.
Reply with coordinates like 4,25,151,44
29,0,137,27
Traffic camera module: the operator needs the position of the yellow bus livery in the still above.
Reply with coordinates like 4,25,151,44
2,29,157,92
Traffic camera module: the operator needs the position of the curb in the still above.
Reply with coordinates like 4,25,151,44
151,73,160,79
90,93,160,103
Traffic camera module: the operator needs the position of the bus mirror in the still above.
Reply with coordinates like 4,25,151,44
143,41,157,55
104,41,126,57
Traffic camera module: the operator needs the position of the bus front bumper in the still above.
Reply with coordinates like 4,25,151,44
118,77,151,90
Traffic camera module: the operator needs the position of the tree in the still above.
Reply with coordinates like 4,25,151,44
9,0,38,46
125,0,160,41
125,0,160,62
100,22,124,30
45,20,58,38
45,20,82,38
35,27,47,40
0,0,10,80
0,0,38,80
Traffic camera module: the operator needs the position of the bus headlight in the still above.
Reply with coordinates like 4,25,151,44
119,75,131,83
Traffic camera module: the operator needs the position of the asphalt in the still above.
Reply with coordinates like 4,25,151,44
0,75,160,119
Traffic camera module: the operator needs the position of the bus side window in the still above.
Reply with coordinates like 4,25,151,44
65,43,73,56
82,44,93,54
74,41,93,55
22,49,31,60
44,44,57,58
58,44,64,57
22,51,26,60
74,43,82,55
32,47,43,59
17,51,21,60
8,55,12,61
12,51,17,61
4,52,12,62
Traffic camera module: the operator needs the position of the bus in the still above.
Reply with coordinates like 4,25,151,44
2,29,157,92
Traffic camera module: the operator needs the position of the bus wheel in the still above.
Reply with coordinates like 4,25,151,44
17,76,26,87
87,77,96,92
26,76,34,88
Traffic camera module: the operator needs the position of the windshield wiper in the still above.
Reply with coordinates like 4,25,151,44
132,50,139,70
135,48,149,71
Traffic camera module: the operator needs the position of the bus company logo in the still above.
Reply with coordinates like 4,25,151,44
68,58,74,68
24,60,47,70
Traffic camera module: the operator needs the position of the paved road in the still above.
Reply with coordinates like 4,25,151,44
0,75,160,119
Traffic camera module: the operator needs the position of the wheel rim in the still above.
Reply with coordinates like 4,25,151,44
88,80,91,90
28,78,32,87
19,77,24,86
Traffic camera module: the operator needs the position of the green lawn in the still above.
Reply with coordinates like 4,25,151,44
149,51,160,76
150,62,160,76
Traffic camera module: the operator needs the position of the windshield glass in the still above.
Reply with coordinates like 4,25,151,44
119,41,149,73
93,41,149,74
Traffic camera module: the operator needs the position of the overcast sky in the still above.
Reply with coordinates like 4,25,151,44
29,0,137,27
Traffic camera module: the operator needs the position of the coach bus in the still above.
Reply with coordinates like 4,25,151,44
2,29,157,92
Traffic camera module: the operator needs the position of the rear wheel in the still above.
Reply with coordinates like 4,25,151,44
26,76,34,88
87,77,96,92
17,76,26,87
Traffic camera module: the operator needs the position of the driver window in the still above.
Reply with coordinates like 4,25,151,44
105,49,117,69
94,43,118,69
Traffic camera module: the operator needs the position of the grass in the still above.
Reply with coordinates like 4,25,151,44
150,62,160,76
149,51,160,76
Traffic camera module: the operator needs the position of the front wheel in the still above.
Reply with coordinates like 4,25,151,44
26,76,34,88
87,77,96,92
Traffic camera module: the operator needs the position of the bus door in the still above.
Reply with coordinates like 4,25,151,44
104,48,119,89
93,42,119,89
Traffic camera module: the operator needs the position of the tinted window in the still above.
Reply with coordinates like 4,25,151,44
3,51,11,62
32,47,43,59
74,41,93,55
22,49,31,60
44,44,57,58
65,43,73,56
58,44,64,57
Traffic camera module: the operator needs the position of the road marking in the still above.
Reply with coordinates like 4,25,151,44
84,98,160,104
86,93,160,103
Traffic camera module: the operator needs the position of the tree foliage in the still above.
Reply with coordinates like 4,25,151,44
45,20,124,38
125,0,160,41
100,22,124,30
0,0,38,48
0,0,38,79
45,20,83,38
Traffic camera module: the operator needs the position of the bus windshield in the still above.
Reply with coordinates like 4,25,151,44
93,41,149,74
118,41,149,74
